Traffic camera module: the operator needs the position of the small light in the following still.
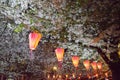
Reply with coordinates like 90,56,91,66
95,74,98,78
105,72,108,78
53,66,57,71
53,75,55,78
66,74,68,78
47,74,50,79
72,73,75,78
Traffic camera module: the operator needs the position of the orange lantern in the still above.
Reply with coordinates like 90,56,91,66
105,72,108,78
59,75,62,79
29,32,42,50
91,61,97,70
72,73,75,78
83,60,90,70
97,62,102,70
66,74,68,78
95,74,98,78
47,74,50,79
55,48,64,62
53,75,55,78
72,56,80,68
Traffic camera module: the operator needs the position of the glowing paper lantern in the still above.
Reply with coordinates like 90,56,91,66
47,74,50,79
105,72,108,77
53,75,55,78
78,77,81,79
66,74,68,78
95,74,98,78
91,61,97,70
59,75,62,79
72,73,75,78
83,60,90,70
72,56,80,68
97,62,102,70
29,32,42,50
55,48,64,62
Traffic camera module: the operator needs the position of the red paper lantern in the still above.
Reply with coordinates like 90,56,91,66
72,56,80,68
97,62,102,70
29,32,42,50
91,61,97,70
55,48,64,62
83,60,90,70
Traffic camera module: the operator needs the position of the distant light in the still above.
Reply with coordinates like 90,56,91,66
53,66,57,71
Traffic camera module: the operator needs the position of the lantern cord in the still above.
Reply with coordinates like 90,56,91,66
75,67,78,77
86,70,90,79
58,61,62,70
58,61,62,75
30,50,34,60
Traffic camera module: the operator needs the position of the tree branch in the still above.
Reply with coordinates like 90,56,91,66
84,45,111,65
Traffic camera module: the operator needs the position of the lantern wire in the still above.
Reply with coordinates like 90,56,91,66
58,61,63,75
30,50,34,60
58,61,62,69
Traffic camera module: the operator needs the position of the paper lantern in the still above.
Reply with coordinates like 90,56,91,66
97,62,102,70
53,75,55,78
91,61,97,70
29,32,42,50
83,60,90,70
66,74,68,78
72,73,75,78
47,74,50,79
72,56,79,68
95,74,98,78
55,48,64,62
105,72,108,77
59,75,62,78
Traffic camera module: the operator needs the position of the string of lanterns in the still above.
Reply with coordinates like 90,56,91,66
28,31,110,79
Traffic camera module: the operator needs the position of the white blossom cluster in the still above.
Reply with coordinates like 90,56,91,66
0,0,104,59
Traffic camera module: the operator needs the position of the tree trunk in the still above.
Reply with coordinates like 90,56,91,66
112,70,120,80
109,62,120,80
